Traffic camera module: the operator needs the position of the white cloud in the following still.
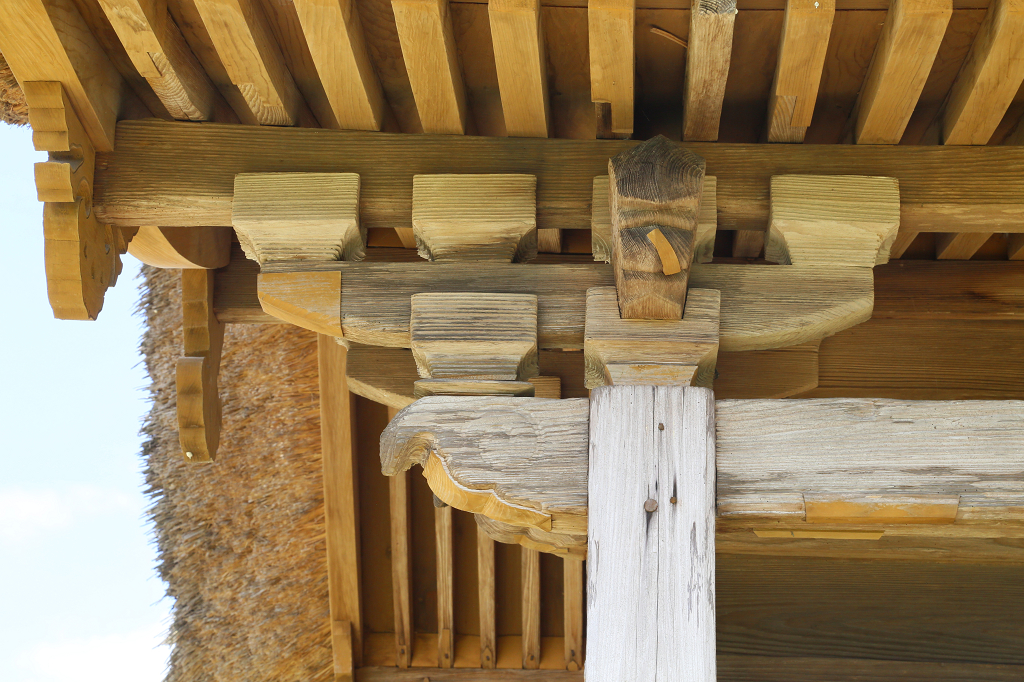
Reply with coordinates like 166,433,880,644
0,485,136,542
14,624,169,682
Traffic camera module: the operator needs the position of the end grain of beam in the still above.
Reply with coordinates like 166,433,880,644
854,0,952,144
489,0,550,138
942,0,1024,145
766,0,835,143
683,0,737,141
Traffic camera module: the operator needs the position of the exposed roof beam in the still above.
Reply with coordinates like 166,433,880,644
588,0,635,137
490,0,550,137
683,0,737,141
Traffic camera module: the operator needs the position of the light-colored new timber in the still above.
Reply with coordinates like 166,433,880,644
477,524,497,669
588,0,635,136
255,261,874,352
128,226,232,269
25,81,121,320
522,547,541,669
767,0,835,143
683,0,737,141
412,174,537,262
391,0,468,134
0,0,123,150
854,0,952,144
191,0,311,126
563,558,584,671
584,286,721,388
489,0,550,137
98,0,221,121
587,386,716,682
177,269,224,463
388,404,413,669
592,175,717,264
436,503,454,668
715,398,1024,525
291,0,387,130
380,396,590,534
258,271,344,337
317,336,363,669
413,379,536,398
766,175,901,267
95,121,1024,235
233,173,363,265
608,136,706,319
410,293,539,380
942,0,1024,145
935,232,991,259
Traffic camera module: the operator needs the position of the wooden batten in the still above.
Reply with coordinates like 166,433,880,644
766,0,835,143
588,0,635,137
392,0,468,134
177,269,224,462
854,0,952,144
411,174,537,262
191,0,314,126
942,0,1024,145
489,0,550,138
683,0,737,141
97,0,223,122
522,548,542,669
233,173,364,264
436,503,454,668
477,524,497,669
387,405,413,669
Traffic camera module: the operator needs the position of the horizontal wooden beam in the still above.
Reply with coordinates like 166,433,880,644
95,121,1024,234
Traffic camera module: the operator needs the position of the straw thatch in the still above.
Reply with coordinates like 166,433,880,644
141,266,333,681
0,50,28,126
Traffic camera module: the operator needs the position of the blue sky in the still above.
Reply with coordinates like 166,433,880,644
0,124,170,679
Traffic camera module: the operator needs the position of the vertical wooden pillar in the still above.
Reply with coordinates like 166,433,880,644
522,547,541,669
317,336,363,679
586,385,716,681
477,524,497,668
563,557,584,671
436,503,455,667
387,407,413,668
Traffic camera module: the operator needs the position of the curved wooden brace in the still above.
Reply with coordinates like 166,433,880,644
258,271,343,337
128,226,232,269
380,396,589,533
475,514,586,559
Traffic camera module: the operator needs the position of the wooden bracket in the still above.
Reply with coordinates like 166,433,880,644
25,81,124,320
608,135,706,319
177,269,224,462
412,174,537,262
128,226,232,269
232,173,365,265
584,286,720,388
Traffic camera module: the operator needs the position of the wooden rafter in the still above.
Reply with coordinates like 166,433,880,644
683,0,737,141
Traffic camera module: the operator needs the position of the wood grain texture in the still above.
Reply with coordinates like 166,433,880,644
587,386,716,682
389,466,413,668
943,0,1024,144
177,269,224,462
1009,233,1024,259
684,0,738,141
854,0,952,144
609,135,706,318
522,548,541,669
253,260,874,352
715,341,820,398
477,524,497,669
410,293,539,380
95,121,1024,234
0,0,123,150
584,286,720,388
715,398,1024,524
128,226,232,269
414,379,537,398
317,336,363,668
593,175,717,264
380,396,590,533
490,0,550,137
588,0,635,135
392,0,468,133
97,0,221,121
935,231,991,259
872,261,1024,320
476,514,586,557
767,0,835,142
191,0,312,125
436,503,454,667
412,174,537,261
562,558,583,671
25,81,120,320
767,175,901,267
291,0,387,130
257,271,344,336
233,173,364,264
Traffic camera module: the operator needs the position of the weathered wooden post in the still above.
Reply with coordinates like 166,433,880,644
585,136,717,681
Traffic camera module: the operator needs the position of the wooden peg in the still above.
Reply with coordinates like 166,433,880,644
608,136,706,319
177,269,224,462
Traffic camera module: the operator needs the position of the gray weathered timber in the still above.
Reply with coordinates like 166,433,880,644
96,121,1024,234
587,386,716,682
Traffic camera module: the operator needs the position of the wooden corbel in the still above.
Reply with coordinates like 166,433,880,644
25,82,128,320
177,269,224,462
128,226,232,269
380,396,589,535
